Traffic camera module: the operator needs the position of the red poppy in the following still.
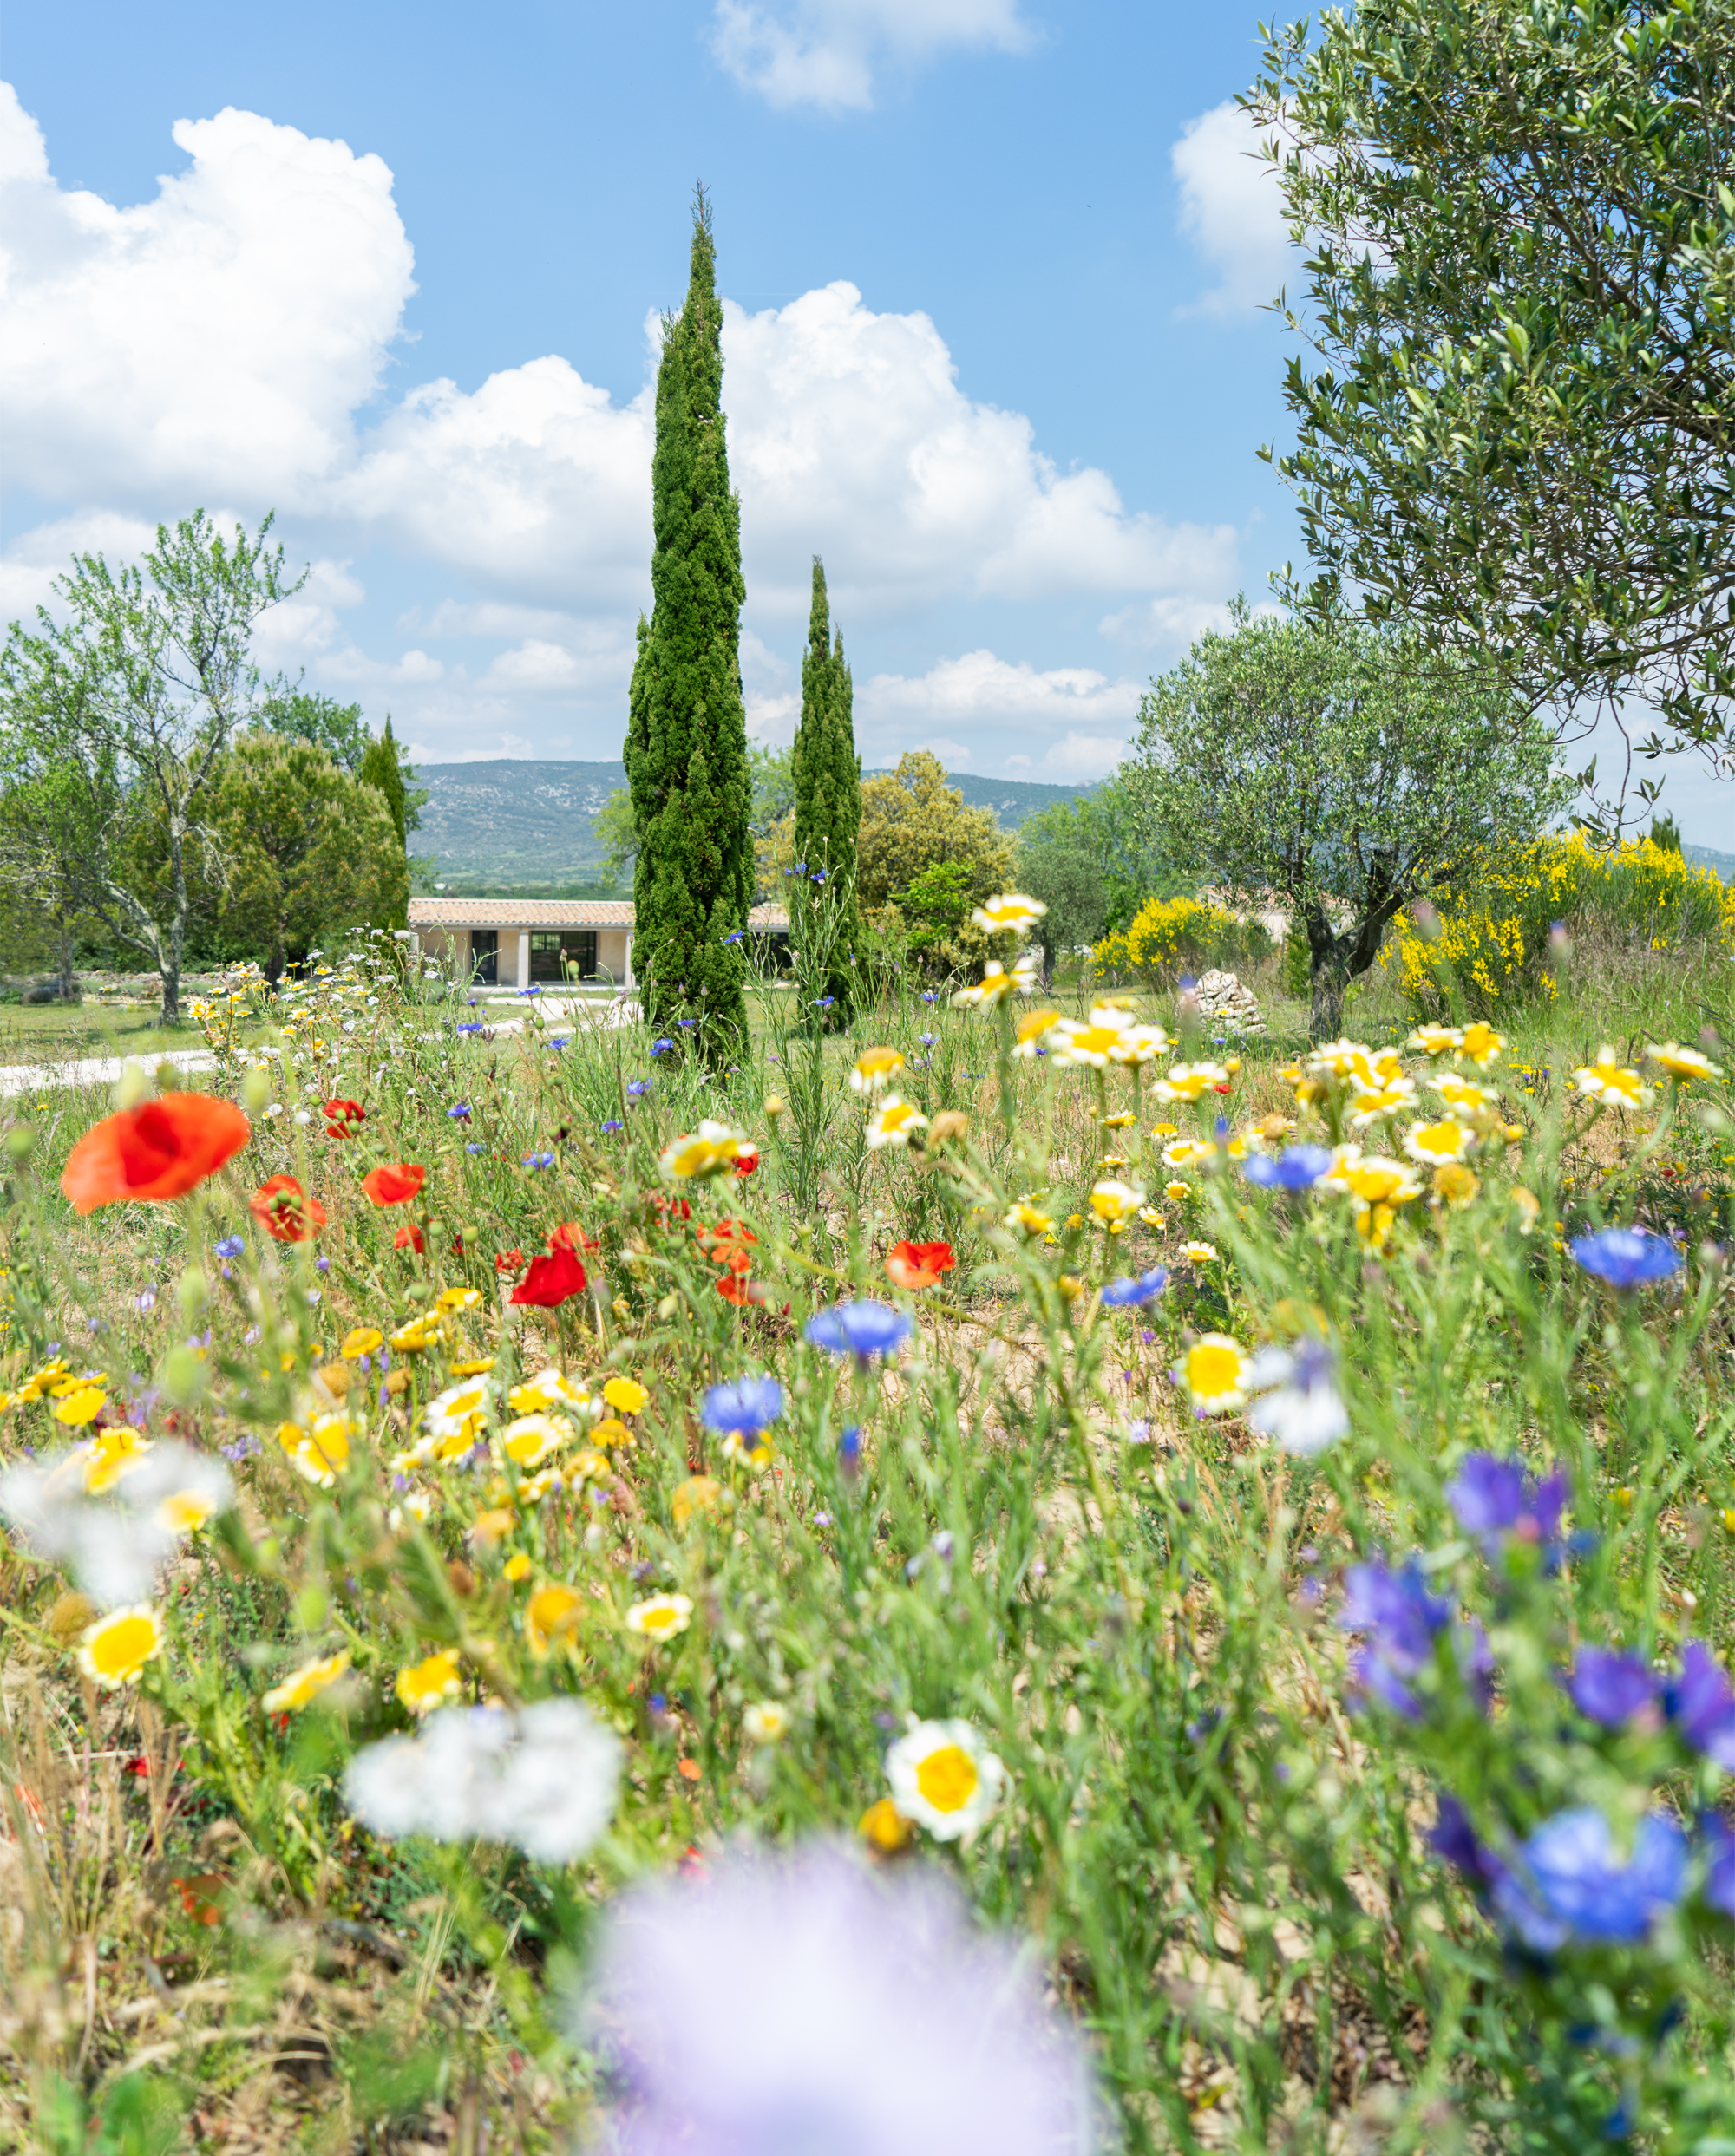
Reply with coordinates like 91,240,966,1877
648,1193,692,1226
734,1142,759,1177
362,1162,426,1206
250,1175,327,1244
61,1094,251,1216
494,1248,525,1274
885,1239,956,1291
509,1222,588,1309
323,1097,366,1140
717,1273,772,1307
394,1222,426,1254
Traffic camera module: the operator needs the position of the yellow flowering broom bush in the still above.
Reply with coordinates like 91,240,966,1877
1090,892,1270,990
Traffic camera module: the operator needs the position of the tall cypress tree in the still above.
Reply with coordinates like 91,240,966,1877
624,187,751,1064
789,558,861,1019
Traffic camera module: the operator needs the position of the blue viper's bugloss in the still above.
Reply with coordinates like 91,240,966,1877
1566,1646,1659,1728
701,1377,785,1436
804,1301,914,1359
1497,1809,1686,1949
1568,1226,1682,1288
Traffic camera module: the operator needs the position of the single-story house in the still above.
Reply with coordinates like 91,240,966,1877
407,897,789,991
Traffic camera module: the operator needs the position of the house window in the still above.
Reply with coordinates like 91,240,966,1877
530,930,597,982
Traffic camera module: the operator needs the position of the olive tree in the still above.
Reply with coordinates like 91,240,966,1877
1125,604,1568,1039
0,511,302,1021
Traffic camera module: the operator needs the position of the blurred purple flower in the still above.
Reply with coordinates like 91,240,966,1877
580,1845,1094,2156
1566,1647,1658,1728
1446,1452,1568,1563
1666,1642,1735,1769
1568,1227,1681,1290
805,1301,913,1361
1339,1559,1451,1718
1495,1809,1686,1950
1242,1145,1334,1192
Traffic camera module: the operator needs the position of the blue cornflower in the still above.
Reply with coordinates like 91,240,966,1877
447,1102,471,1120
917,1032,936,1047
1496,1809,1686,1950
723,930,744,945
650,1038,673,1056
1242,1145,1334,1192
466,1141,484,1153
316,1255,331,1274
1339,1558,1452,1718
521,1150,555,1170
601,1119,625,1134
550,1036,570,1050
701,1375,785,1435
839,1425,862,1479
920,991,938,1004
1566,1647,1659,1728
811,868,828,883
804,1301,914,1361
135,1290,156,1314
793,861,808,875
678,1017,699,1029
1568,1226,1681,1289
809,996,836,1009
213,1235,245,1260
627,1079,651,1099
1703,1814,1735,1918
456,1022,483,1036
1101,1268,1169,1308
518,984,543,997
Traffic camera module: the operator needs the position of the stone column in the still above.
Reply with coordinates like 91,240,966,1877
516,930,531,990
622,931,634,993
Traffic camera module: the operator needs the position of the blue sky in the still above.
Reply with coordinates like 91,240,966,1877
1,1,1726,839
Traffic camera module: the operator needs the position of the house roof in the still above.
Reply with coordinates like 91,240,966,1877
409,898,789,931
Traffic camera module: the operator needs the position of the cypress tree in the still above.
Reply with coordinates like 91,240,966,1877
357,715,409,927
623,187,751,1064
789,558,861,1019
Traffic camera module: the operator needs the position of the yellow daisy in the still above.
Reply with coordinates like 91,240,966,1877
78,1606,165,1689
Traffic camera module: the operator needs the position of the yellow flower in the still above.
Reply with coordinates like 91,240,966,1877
435,1286,482,1313
1004,1199,1054,1236
1182,1241,1218,1265
971,892,1047,933
626,1592,693,1643
1162,1138,1215,1169
1089,1179,1146,1226
602,1375,649,1415
1432,1074,1501,1122
509,1368,596,1417
1403,1120,1474,1166
1457,1022,1506,1068
1137,1205,1164,1228
1308,1038,1380,1085
526,1583,584,1656
1151,1062,1231,1102
885,1718,1006,1840
1345,1080,1418,1129
503,1552,533,1583
341,1326,383,1360
1646,1042,1724,1082
1357,1202,1399,1251
16,1357,69,1402
450,1356,497,1377
1180,1334,1252,1412
593,1415,634,1449
1012,1008,1064,1057
722,1429,775,1471
281,1414,353,1487
422,1377,495,1451
1573,1049,1653,1110
1047,1003,1133,1067
671,1473,724,1527
390,1316,445,1352
859,1795,916,1852
263,1650,351,1714
468,1506,517,1546
51,1383,107,1428
951,951,1041,1007
1150,1120,1179,1139
77,1606,165,1689
743,1700,791,1742
1406,1022,1463,1055
1117,1022,1172,1066
660,1120,752,1180
501,1412,572,1467
396,1649,462,1714
849,1046,907,1094
158,1485,221,1535
867,1096,929,1149
1432,1161,1481,1207
1510,1186,1541,1234
80,1426,153,1493
1099,1111,1136,1130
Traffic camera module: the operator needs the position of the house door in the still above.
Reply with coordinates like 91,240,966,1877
469,930,498,985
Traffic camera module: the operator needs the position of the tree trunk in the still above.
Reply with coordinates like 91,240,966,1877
56,915,75,1003
1308,957,1347,1043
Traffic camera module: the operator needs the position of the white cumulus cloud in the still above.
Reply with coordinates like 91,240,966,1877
858,650,1139,769
710,0,1033,111
1171,99,1293,318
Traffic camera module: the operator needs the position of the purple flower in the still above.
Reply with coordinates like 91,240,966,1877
456,1022,484,1036
550,1036,570,1050
1446,1452,1568,1552
1100,1268,1169,1308
580,1846,1093,2156
1429,1794,1502,1891
650,1039,673,1057
627,1079,651,1098
1496,1809,1686,1949
1666,1642,1735,1769
1339,1558,1452,1717
447,1103,471,1120
1701,1814,1735,1918
1568,1227,1681,1290
701,1377,784,1437
602,1119,625,1134
722,930,744,946
521,1151,555,1170
213,1236,245,1260
839,1426,862,1480
805,1301,913,1361
1242,1145,1334,1192
1566,1648,1658,1728
135,1290,156,1314
678,1018,698,1029
466,1141,484,1153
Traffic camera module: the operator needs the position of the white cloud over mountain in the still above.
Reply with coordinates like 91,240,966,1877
0,82,1247,769
709,0,1033,112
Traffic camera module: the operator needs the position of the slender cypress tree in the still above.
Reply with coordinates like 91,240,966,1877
789,558,861,1019
623,187,751,1063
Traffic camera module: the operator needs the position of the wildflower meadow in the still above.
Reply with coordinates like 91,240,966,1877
1,895,1733,2156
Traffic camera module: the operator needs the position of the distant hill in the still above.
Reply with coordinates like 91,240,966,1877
417,758,1095,885
1686,841,1733,883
